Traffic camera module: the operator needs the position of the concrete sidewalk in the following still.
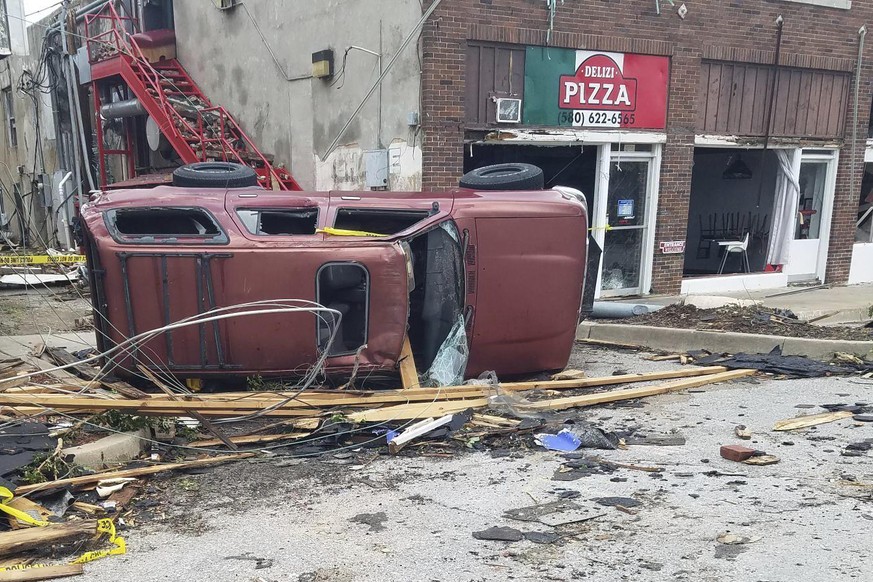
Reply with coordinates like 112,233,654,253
614,283,873,325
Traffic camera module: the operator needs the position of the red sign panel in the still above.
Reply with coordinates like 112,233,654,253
556,51,669,129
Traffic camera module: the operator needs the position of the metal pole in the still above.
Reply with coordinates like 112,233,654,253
378,21,383,149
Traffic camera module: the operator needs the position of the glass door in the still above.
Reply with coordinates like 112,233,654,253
594,145,657,297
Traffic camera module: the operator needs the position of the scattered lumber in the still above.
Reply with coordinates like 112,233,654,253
0,565,84,582
43,348,98,381
188,432,309,448
137,365,238,450
15,453,254,495
0,520,97,558
516,369,756,412
773,410,854,431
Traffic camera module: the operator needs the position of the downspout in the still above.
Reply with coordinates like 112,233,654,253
57,171,74,249
852,24,867,243
757,14,783,208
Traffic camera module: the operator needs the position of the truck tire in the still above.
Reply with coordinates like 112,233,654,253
459,163,544,191
172,162,259,188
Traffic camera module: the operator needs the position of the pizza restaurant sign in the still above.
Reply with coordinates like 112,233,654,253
523,48,670,130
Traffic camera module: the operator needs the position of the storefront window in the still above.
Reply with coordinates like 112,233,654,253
796,162,827,240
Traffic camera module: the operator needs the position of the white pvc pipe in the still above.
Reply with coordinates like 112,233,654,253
57,171,74,250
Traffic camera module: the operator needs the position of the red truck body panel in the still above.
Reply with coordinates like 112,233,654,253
80,184,587,381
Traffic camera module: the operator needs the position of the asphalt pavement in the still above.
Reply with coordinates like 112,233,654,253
73,345,873,582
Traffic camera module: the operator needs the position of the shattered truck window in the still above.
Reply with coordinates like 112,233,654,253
335,208,429,235
407,221,465,372
317,263,369,356
236,208,318,235
107,208,227,243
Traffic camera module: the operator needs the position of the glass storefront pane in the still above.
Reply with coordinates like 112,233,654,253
796,162,827,240
601,228,643,290
607,160,647,228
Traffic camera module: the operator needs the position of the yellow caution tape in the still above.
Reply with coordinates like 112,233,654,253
316,227,387,237
0,486,50,527
0,255,86,265
71,518,126,563
588,225,614,232
0,494,125,570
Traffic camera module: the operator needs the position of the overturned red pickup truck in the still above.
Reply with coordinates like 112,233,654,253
80,162,591,383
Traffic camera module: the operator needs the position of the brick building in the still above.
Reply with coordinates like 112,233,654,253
420,0,873,297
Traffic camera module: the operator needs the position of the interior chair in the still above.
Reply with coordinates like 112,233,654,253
717,232,750,274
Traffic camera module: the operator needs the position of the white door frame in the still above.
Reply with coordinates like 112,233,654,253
595,144,661,298
799,149,839,283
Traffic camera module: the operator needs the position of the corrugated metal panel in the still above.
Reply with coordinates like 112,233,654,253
697,61,850,139
465,43,525,126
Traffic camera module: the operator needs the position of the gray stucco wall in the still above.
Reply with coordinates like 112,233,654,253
173,0,422,190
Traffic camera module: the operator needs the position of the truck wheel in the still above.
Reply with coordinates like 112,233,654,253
172,162,259,188
459,163,544,191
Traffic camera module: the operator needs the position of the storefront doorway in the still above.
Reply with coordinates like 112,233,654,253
684,145,837,291
464,141,660,297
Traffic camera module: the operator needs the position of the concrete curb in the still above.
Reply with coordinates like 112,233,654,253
577,322,873,360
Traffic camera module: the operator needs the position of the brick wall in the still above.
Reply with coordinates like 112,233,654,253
421,0,873,293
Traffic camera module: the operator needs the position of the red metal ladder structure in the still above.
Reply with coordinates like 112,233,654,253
84,3,302,190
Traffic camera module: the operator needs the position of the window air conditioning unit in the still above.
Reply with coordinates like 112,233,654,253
217,0,238,10
496,98,522,123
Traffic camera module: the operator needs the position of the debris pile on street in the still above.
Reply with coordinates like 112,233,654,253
621,303,873,341
0,341,771,578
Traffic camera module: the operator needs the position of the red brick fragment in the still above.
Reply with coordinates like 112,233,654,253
720,445,756,462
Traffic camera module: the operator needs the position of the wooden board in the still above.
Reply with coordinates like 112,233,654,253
348,398,490,423
0,521,97,558
517,369,756,412
772,410,853,431
0,564,84,581
398,336,419,390
188,432,310,448
15,454,254,495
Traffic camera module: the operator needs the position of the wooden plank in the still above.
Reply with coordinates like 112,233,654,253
795,69,813,136
137,365,239,450
347,398,490,423
716,64,733,133
516,369,756,412
0,521,97,558
398,336,419,390
14,454,254,495
739,64,759,135
727,64,745,133
43,347,98,382
102,381,151,400
807,72,823,135
771,69,789,136
705,63,722,131
465,45,481,123
782,69,802,136
0,564,84,581
773,410,853,431
188,432,309,448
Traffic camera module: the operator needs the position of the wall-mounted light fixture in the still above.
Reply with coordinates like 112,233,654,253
312,49,334,79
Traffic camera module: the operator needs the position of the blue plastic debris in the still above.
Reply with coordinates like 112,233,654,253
534,429,582,452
